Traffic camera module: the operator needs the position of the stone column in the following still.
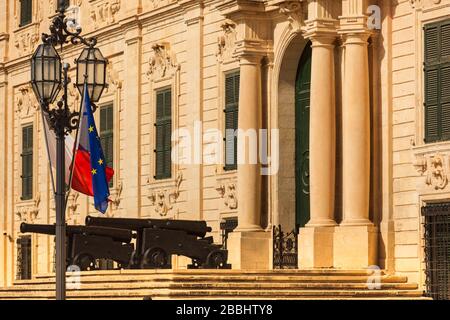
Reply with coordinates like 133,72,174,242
228,54,270,269
298,33,337,268
334,30,377,268
236,54,263,232
341,33,372,226
308,35,337,227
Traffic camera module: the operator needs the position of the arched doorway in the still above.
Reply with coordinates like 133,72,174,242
275,35,311,231
295,41,312,228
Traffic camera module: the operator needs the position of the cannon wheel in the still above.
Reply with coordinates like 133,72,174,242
73,253,96,271
140,247,169,269
206,250,226,269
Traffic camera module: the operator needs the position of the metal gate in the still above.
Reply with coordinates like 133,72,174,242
273,225,298,269
422,203,450,300
16,236,32,280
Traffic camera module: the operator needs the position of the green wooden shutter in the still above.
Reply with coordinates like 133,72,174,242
224,71,240,171
155,89,172,180
20,0,32,27
100,104,114,187
424,19,450,143
21,125,33,200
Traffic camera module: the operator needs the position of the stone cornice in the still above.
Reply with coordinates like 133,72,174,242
216,0,267,17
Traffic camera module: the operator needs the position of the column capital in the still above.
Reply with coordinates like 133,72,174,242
236,52,264,66
304,18,338,46
341,31,371,46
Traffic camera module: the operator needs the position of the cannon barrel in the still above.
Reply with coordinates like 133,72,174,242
20,223,135,243
85,216,212,238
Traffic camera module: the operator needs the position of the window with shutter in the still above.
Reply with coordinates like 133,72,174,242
100,104,114,187
155,88,172,180
20,0,32,27
424,19,450,143
224,71,240,171
21,125,33,200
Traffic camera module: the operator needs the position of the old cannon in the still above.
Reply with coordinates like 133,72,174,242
85,216,231,269
20,223,135,271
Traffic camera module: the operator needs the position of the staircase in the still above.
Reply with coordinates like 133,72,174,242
0,269,427,300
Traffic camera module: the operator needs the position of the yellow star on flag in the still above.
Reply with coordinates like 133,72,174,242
89,126,94,133
98,159,104,165
91,169,97,175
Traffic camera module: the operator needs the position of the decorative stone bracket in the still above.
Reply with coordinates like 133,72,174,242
414,153,449,190
15,193,41,223
147,173,183,217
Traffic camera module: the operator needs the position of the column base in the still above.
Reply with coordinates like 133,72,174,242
298,226,335,268
334,225,378,269
227,231,270,270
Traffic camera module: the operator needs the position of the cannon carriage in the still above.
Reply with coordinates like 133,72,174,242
85,216,231,269
20,223,135,271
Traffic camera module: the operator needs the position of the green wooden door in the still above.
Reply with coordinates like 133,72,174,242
295,42,312,228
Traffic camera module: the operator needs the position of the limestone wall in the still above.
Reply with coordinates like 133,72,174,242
390,0,450,286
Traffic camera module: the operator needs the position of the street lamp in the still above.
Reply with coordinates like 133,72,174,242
30,0,107,300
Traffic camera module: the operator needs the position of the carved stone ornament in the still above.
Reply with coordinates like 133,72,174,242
66,192,80,221
106,64,123,91
216,20,237,62
16,193,41,223
148,0,177,10
110,181,123,211
414,153,449,190
147,42,180,80
148,173,183,217
279,0,308,32
15,85,39,116
216,182,238,210
410,0,442,8
90,0,121,29
14,27,39,57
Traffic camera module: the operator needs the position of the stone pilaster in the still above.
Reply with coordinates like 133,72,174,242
298,20,338,268
122,26,142,218
180,0,204,223
0,74,7,287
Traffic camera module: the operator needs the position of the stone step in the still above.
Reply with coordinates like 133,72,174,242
7,274,408,288
0,269,424,300
0,288,425,300
0,281,418,292
32,269,380,279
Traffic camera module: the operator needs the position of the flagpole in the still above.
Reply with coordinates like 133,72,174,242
54,63,70,300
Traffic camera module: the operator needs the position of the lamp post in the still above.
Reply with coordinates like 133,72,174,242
30,0,107,300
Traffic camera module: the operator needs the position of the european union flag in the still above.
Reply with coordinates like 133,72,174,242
76,84,111,213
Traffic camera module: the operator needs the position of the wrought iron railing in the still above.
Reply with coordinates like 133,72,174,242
273,225,298,269
16,236,32,280
220,217,238,250
422,202,450,300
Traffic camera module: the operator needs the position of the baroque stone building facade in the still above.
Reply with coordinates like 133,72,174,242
0,0,449,293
